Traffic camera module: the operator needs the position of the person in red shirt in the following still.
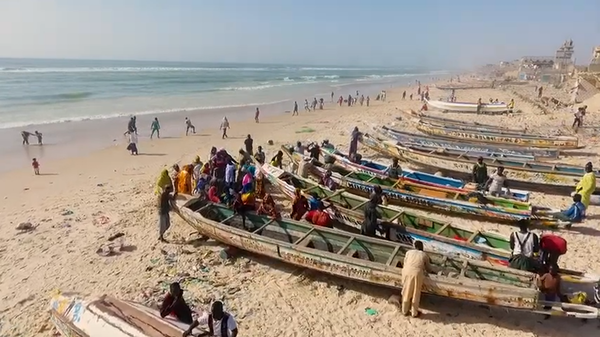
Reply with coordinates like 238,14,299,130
539,234,567,270
32,158,40,175
160,282,193,324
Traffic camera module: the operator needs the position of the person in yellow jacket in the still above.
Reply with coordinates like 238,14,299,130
575,162,596,209
401,241,431,318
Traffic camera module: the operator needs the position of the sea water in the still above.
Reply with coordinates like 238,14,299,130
0,58,447,129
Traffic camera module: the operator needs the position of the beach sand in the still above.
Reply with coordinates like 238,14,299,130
1,82,600,336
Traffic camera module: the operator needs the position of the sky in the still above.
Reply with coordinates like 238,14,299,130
0,0,598,69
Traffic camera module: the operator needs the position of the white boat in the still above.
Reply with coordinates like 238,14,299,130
426,99,509,114
49,293,206,337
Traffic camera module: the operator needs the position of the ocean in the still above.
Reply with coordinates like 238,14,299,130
0,58,447,129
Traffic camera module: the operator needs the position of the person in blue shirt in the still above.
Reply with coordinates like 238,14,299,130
308,193,322,211
559,193,586,223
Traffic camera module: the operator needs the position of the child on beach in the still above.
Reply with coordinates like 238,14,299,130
32,158,40,175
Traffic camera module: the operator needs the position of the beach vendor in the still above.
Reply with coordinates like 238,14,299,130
539,233,567,270
257,193,280,219
291,188,309,220
155,169,172,195
160,282,194,325
183,301,238,337
509,220,539,272
472,157,488,189
575,162,596,209
557,193,586,223
387,158,403,179
485,166,510,197
401,240,430,318
270,151,284,169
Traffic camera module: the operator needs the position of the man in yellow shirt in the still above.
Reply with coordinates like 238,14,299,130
575,162,596,209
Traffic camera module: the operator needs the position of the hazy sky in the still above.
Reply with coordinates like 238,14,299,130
0,0,598,68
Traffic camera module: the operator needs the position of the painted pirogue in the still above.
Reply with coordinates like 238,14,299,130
173,191,600,320
416,121,580,149
359,133,598,195
260,163,600,295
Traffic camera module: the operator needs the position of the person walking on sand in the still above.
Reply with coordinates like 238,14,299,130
32,158,40,175
126,131,139,155
21,131,32,145
304,99,311,112
185,117,196,136
292,101,298,116
244,134,254,156
158,185,174,242
151,117,161,139
401,240,430,318
220,117,230,138
254,107,260,123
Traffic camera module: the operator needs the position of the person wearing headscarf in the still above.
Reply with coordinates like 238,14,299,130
255,170,265,199
207,179,221,203
291,188,309,220
220,117,230,139
270,151,284,169
177,165,194,195
170,164,181,193
575,162,596,209
208,147,217,162
257,193,280,219
349,127,361,158
241,170,254,193
155,168,172,195
192,156,202,191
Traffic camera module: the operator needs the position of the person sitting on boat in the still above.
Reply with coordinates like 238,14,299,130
270,150,284,169
485,166,510,197
472,157,488,189
539,233,567,271
184,301,238,337
557,193,586,223
291,188,309,220
361,194,381,237
401,240,431,318
160,282,194,325
308,192,324,211
575,162,596,210
257,193,280,219
387,158,403,180
509,219,539,272
319,170,339,191
536,264,562,311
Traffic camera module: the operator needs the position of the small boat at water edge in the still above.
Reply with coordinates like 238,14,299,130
398,110,527,132
261,164,600,291
318,146,530,202
359,133,597,194
425,99,509,114
416,121,580,149
50,293,207,336
172,193,600,320
380,126,559,159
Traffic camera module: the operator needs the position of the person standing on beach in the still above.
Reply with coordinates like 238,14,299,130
366,96,370,106
254,146,266,165
21,131,32,145
126,131,139,155
401,240,430,318
158,185,174,242
244,134,254,155
126,116,137,135
402,91,406,100
331,91,334,102
472,157,488,189
349,127,361,158
220,117,230,138
304,99,311,112
185,117,196,136
538,86,543,98
151,118,161,139
347,94,352,107
32,158,40,175
34,131,43,145
255,107,260,123
292,101,298,116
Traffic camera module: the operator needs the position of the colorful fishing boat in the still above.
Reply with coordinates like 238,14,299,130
399,110,527,132
50,293,207,336
425,99,509,114
172,194,600,320
380,126,559,159
318,146,530,202
261,163,599,291
416,121,580,149
359,133,597,194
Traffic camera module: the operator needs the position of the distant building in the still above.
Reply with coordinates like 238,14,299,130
554,39,574,70
589,46,600,73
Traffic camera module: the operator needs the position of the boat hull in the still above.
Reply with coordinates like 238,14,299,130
426,99,509,113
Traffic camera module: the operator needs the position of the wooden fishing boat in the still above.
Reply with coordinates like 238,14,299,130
416,121,580,149
380,126,559,159
318,146,531,202
360,133,597,194
399,110,527,132
172,195,600,319
49,293,207,336
425,99,509,114
261,164,600,291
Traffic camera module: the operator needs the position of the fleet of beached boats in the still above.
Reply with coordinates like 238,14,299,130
50,107,600,334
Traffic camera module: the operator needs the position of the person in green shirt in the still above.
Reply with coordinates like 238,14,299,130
472,156,488,189
151,117,160,139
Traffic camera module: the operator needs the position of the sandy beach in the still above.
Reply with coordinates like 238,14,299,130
2,80,600,337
